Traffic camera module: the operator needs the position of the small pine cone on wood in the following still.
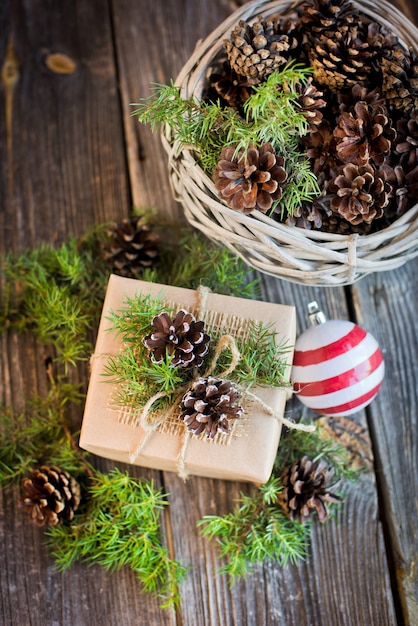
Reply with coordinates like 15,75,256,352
333,101,396,166
224,17,298,84
143,310,210,369
21,466,81,526
278,455,341,523
329,162,392,225
102,215,160,278
179,376,243,439
213,143,288,213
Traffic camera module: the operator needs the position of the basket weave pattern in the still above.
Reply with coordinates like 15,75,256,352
162,0,418,286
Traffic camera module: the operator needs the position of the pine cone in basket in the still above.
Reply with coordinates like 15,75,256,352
293,78,327,132
278,455,341,523
333,101,396,166
302,120,338,177
179,376,243,439
102,215,160,278
329,162,392,225
143,310,210,369
224,17,298,84
381,162,418,218
394,109,418,171
213,143,288,213
299,0,359,39
21,465,81,526
309,30,373,92
207,60,254,109
381,45,418,114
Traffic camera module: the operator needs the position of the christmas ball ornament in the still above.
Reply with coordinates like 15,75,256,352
291,302,384,416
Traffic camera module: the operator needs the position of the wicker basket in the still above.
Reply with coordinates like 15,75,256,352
162,0,418,286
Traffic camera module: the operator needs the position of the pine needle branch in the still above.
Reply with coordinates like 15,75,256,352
45,468,186,608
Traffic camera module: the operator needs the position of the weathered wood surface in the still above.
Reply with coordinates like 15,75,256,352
0,0,417,625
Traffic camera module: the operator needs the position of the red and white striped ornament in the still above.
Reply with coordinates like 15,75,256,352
291,302,385,416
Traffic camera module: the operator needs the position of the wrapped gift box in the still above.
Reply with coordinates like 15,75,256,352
79,275,296,483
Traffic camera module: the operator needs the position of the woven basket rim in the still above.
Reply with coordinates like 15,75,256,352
163,0,418,286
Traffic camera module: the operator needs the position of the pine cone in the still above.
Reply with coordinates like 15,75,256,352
293,78,327,131
309,30,373,92
179,376,243,439
302,120,338,177
278,455,340,523
102,216,160,278
21,466,81,526
336,83,385,114
333,101,395,166
381,45,418,114
329,162,391,225
299,0,359,39
207,61,254,109
213,143,288,213
224,17,298,84
394,109,418,171
143,310,210,368
382,162,418,218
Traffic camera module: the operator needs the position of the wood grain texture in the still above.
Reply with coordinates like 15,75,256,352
351,262,418,626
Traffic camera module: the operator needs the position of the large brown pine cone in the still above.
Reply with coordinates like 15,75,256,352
143,310,210,369
102,216,160,278
21,466,81,526
309,30,373,92
329,162,391,225
213,143,288,213
333,101,396,166
299,0,359,39
278,455,340,523
224,17,298,84
179,376,243,439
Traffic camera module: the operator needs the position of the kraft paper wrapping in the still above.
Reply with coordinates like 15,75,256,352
79,275,296,484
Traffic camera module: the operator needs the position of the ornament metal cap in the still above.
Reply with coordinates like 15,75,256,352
307,301,326,326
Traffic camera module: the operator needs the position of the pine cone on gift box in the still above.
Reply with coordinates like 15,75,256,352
143,310,210,369
179,376,243,439
333,101,396,166
102,215,160,278
21,466,81,526
213,143,288,213
329,162,392,225
224,17,298,84
278,455,340,523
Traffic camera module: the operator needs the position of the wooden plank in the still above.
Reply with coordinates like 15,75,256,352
0,0,129,253
350,260,418,626
0,1,174,624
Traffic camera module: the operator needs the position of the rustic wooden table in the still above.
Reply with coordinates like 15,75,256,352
1,1,417,624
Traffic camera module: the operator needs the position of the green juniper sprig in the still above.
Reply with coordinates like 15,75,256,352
45,468,186,609
198,420,361,581
132,63,319,215
198,477,311,582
